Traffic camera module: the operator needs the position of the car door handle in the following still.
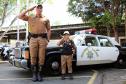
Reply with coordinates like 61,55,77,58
95,49,100,51
115,50,118,52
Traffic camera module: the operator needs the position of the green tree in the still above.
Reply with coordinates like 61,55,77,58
99,10,112,36
68,0,123,41
68,0,91,22
0,0,16,27
121,0,126,37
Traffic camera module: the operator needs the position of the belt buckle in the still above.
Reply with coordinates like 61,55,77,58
33,34,38,38
37,34,39,37
38,34,41,37
37,34,40,38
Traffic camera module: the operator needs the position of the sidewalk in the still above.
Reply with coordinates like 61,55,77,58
0,59,8,64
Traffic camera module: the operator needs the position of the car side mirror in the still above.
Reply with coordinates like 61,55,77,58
82,44,85,46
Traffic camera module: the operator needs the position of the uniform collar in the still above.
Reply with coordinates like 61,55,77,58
35,14,44,18
35,15,42,18
64,38,70,42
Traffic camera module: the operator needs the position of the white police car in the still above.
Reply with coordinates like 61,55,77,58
9,29,126,74
73,33,120,66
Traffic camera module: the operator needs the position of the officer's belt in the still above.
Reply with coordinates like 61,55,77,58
30,33,47,38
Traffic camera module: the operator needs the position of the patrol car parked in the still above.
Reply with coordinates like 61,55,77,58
9,33,126,74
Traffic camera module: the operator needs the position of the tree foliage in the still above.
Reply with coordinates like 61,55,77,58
68,0,122,26
0,0,17,26
0,0,16,18
68,0,125,41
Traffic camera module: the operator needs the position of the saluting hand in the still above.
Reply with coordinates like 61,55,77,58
28,6,36,11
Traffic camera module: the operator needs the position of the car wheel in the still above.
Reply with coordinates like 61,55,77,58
45,55,61,75
115,56,126,69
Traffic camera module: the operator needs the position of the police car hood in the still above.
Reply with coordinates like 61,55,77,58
47,40,60,48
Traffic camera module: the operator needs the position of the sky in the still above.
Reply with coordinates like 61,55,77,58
42,0,83,26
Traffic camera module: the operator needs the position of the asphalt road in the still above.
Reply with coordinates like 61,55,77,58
95,68,126,84
91,64,126,84
0,62,94,84
1,62,126,84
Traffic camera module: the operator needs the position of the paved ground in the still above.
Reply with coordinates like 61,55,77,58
0,62,94,84
1,62,126,84
92,64,126,84
98,68,126,84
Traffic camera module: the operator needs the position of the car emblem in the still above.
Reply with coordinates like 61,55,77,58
81,47,99,59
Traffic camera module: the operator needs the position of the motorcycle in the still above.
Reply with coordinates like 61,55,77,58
0,46,14,61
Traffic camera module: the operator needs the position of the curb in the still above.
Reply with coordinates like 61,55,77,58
87,70,98,84
0,61,9,64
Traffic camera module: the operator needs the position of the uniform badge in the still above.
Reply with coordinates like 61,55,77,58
32,17,36,22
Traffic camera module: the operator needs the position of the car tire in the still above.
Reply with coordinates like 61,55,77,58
115,55,126,69
45,55,61,75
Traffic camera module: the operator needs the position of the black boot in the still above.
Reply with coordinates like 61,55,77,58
68,73,73,80
31,65,37,82
37,65,43,82
61,74,65,80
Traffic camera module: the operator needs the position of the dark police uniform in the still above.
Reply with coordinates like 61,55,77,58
58,36,75,80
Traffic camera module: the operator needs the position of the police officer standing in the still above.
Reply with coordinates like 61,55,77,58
18,4,51,82
58,31,76,80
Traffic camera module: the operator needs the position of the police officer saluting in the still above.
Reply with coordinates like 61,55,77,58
18,4,51,82
58,31,76,80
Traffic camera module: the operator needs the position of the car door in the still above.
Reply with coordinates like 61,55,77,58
76,35,119,66
76,35,101,66
96,36,119,63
